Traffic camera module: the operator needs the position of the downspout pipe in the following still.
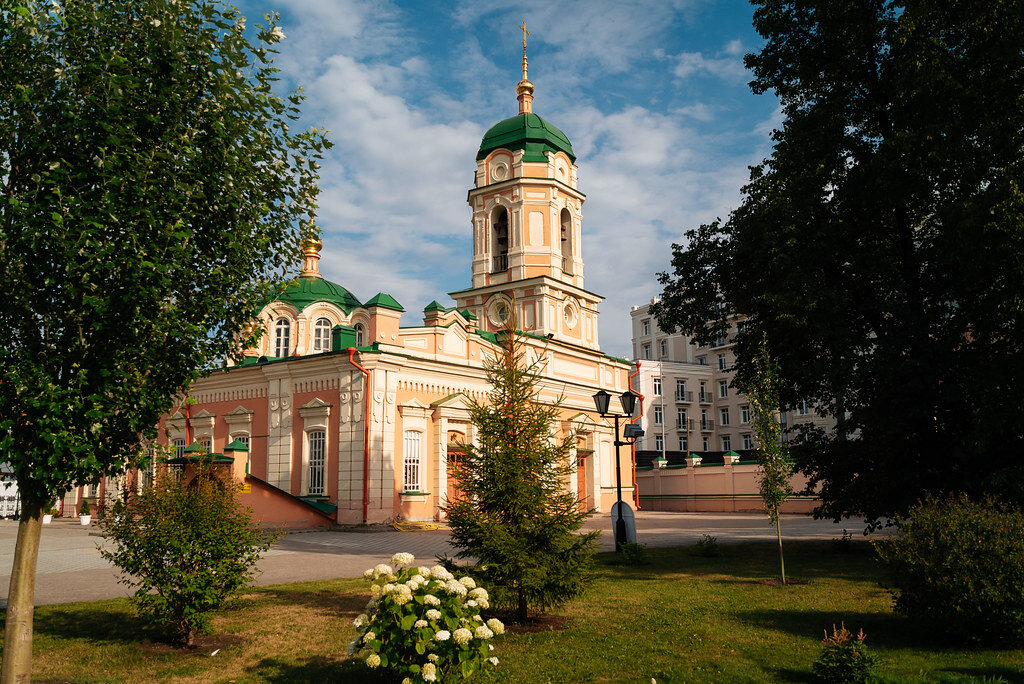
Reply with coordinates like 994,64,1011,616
347,348,372,524
629,361,644,509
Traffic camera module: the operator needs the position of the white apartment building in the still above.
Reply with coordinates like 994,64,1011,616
629,300,830,461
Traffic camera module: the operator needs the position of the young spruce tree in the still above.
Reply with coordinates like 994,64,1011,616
445,320,598,622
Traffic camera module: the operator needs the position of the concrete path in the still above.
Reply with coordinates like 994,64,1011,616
0,512,869,607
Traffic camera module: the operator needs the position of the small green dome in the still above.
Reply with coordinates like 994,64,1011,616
276,276,362,313
477,113,575,163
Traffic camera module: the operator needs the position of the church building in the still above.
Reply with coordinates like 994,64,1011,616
70,41,636,528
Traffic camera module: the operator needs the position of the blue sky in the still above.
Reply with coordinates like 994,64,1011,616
234,0,780,357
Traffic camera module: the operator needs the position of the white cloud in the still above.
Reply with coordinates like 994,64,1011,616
673,50,748,81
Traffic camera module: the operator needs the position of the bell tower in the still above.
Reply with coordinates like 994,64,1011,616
450,25,603,351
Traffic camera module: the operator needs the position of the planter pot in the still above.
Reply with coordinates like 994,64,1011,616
42,514,53,524
79,515,91,526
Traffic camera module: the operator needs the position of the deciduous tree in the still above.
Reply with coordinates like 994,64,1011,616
653,0,1024,526
0,1,329,678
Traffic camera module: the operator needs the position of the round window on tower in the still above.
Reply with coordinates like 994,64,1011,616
563,300,579,330
491,161,509,182
487,296,513,327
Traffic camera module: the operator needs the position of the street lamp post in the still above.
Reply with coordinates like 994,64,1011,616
593,389,643,551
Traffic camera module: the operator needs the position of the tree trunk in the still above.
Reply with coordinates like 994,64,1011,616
1,498,44,684
776,514,786,586
516,583,527,623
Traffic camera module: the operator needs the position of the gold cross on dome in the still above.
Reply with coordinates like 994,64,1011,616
520,20,529,50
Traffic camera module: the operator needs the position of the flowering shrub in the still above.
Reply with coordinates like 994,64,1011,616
348,553,504,682
811,623,877,683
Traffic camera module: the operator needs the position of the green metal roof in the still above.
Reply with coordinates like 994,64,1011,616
477,113,576,163
424,300,446,312
276,276,363,313
223,439,249,452
364,292,404,312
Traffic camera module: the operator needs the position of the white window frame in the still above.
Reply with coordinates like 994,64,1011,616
679,436,688,451
741,405,751,424
653,406,663,425
403,430,423,492
655,435,664,451
313,318,332,352
299,398,332,496
702,437,710,451
718,380,728,398
307,430,326,496
643,344,651,360
274,318,291,357
172,438,186,459
797,399,810,416
721,435,731,451
653,377,662,396
642,320,650,336
742,433,753,450
677,408,687,427
659,340,667,357
354,322,366,346
676,379,686,399
719,407,730,426
718,353,727,370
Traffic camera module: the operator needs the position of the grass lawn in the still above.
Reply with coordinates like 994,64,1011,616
6,540,1023,682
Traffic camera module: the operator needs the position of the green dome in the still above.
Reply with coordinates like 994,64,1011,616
477,113,575,164
276,276,362,313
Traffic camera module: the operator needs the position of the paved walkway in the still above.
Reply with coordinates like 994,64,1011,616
0,512,869,607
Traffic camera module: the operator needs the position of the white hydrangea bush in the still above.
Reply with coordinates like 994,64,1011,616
348,553,504,682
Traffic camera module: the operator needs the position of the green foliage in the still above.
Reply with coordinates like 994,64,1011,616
78,499,90,517
444,325,598,622
744,341,794,526
618,542,650,566
98,465,273,646
349,553,503,683
651,0,1024,526
873,494,1024,646
812,623,877,684
693,534,719,557
831,529,854,554
0,0,330,506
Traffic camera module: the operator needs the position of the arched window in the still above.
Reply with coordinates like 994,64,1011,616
313,318,332,352
491,207,509,272
403,431,422,492
274,319,291,357
560,208,573,272
354,323,365,346
307,430,326,496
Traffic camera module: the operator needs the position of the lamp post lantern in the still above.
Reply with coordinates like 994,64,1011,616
593,389,643,551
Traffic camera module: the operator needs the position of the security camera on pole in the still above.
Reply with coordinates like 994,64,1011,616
592,389,644,551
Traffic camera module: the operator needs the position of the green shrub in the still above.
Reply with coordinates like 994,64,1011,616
619,542,650,566
98,465,273,645
78,498,90,516
693,533,719,557
831,529,853,553
349,553,503,682
873,494,1024,645
812,623,877,683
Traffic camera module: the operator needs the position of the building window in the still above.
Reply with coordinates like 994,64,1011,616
797,399,810,416
722,435,731,451
653,377,662,396
232,434,250,450
701,409,710,429
697,355,707,366
659,340,667,357
172,438,186,459
655,435,664,451
719,408,730,426
676,380,686,399
741,405,751,424
313,318,332,352
715,335,726,347
274,319,291,357
308,430,326,496
677,408,687,427
737,322,746,334
699,381,709,402
653,406,663,425
718,380,728,398
354,323,365,346
642,320,650,336
679,436,688,451
702,437,710,451
642,344,651,360
403,431,422,492
198,436,211,452
742,433,753,450
718,353,727,370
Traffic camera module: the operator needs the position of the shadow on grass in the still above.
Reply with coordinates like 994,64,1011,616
942,666,1024,683
248,656,397,683
243,585,369,620
15,604,159,647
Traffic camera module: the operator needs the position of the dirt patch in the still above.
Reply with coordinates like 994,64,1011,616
758,578,811,586
493,614,571,635
141,633,245,655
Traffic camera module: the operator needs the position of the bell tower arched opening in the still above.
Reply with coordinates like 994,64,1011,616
560,207,573,274
491,206,509,272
